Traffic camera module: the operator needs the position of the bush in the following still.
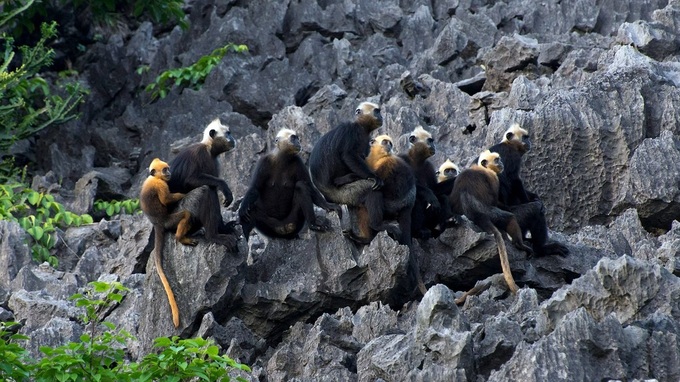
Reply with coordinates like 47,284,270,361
3,281,252,381
0,183,94,266
143,43,248,100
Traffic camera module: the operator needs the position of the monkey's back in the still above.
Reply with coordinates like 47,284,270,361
167,143,218,193
309,121,369,189
140,177,168,225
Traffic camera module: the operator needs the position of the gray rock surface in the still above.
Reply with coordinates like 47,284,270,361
4,0,680,381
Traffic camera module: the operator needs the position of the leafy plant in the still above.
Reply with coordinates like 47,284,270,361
6,281,252,381
33,281,132,382
0,183,93,266
0,21,86,154
93,198,141,217
0,322,31,382
2,0,188,38
130,336,251,381
144,43,248,100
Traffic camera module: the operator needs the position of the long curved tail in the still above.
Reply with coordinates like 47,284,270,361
154,227,180,328
489,225,519,293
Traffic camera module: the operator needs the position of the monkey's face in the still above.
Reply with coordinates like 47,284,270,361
436,160,459,182
503,124,531,151
356,101,383,130
408,126,435,156
149,158,172,181
276,128,301,154
479,151,503,174
203,119,236,155
370,134,393,155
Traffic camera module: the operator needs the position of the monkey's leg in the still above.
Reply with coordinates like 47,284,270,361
489,208,534,257
365,191,402,240
294,181,329,232
200,189,238,249
510,202,568,257
411,199,431,239
169,210,198,246
321,179,374,206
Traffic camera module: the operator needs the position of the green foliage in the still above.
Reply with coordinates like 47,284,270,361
2,0,188,37
93,198,141,217
130,337,251,381
0,183,93,266
0,21,86,154
3,281,252,381
144,43,248,100
33,281,132,382
0,322,31,382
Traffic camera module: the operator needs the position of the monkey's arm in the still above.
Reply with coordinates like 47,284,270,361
418,185,440,210
295,158,340,213
512,179,531,204
239,158,270,221
157,184,185,206
187,173,234,207
341,151,383,189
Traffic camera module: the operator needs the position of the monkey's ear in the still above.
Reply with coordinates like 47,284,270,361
435,170,441,176
209,129,217,138
506,132,514,140
408,135,416,143
355,108,361,115
150,168,156,176
481,159,488,167
369,138,376,145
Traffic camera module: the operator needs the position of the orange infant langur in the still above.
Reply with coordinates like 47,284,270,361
140,158,197,328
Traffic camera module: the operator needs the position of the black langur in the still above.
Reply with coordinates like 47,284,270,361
490,123,569,257
450,150,534,296
432,158,461,231
489,123,536,205
238,128,341,241
308,101,384,205
436,159,461,184
351,134,416,246
140,158,196,328
399,126,446,239
167,118,238,249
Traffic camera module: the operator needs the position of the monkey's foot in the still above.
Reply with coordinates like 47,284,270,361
212,234,239,250
534,242,570,257
274,223,297,235
343,230,372,245
179,238,198,246
309,220,331,232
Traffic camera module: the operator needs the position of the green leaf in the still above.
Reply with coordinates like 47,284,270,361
27,225,43,240
81,214,93,224
26,191,40,205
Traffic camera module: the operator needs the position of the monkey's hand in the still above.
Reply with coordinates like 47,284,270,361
239,209,251,224
326,203,342,218
371,177,384,190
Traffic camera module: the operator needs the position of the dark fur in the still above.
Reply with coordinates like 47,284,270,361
309,106,383,206
400,142,451,239
239,145,339,241
450,164,533,255
167,127,238,249
352,137,416,246
490,138,569,257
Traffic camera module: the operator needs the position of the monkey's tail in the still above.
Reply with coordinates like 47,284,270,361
154,228,180,328
489,225,519,294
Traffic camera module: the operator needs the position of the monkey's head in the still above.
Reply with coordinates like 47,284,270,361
202,118,236,155
478,150,503,174
355,101,383,132
275,128,301,154
370,134,394,156
501,123,531,152
436,159,460,183
407,126,435,157
149,158,172,182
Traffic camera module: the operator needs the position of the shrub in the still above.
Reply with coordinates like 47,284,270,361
144,43,248,100
3,281,252,381
0,183,94,266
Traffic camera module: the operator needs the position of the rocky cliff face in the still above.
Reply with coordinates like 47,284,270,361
4,0,680,380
